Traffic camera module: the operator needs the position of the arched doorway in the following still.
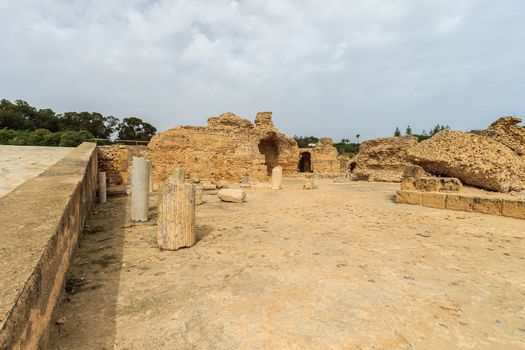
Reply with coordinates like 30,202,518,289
298,152,312,172
258,136,279,175
349,162,357,173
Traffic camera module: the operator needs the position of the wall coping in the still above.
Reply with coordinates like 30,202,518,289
0,142,97,349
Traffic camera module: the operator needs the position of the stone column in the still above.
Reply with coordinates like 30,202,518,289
158,168,196,250
195,186,203,205
98,172,107,203
271,166,283,190
149,164,154,194
131,157,150,222
241,175,250,188
173,167,185,183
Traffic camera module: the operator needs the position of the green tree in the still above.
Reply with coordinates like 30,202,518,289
27,129,53,146
333,142,360,157
0,128,17,144
59,130,94,147
356,134,360,144
59,112,117,138
394,127,401,137
293,136,319,148
0,98,158,145
406,125,412,135
117,117,157,141
0,99,29,130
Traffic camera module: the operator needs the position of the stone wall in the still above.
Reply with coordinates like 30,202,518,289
97,145,149,185
396,190,525,220
0,143,97,350
311,138,340,173
99,113,344,184
338,154,352,173
148,112,300,183
297,139,341,174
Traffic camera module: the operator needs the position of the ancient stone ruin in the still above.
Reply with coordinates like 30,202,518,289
476,116,525,156
98,111,344,187
387,116,525,219
148,112,299,183
407,129,525,193
2,115,524,350
298,137,341,174
352,136,418,182
352,116,525,193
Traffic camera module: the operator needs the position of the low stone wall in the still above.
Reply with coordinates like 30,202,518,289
396,190,525,219
0,143,97,350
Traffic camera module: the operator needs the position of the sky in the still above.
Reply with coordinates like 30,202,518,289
1,0,524,141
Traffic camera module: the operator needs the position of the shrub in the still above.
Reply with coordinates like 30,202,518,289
0,128,17,144
59,130,94,147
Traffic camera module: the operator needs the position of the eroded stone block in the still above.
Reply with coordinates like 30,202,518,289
421,192,446,209
473,197,503,216
403,165,427,179
501,199,525,219
395,190,423,205
402,177,462,192
446,194,473,212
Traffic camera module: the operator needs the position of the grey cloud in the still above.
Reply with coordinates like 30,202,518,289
0,0,523,141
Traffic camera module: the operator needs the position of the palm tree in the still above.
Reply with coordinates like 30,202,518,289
356,134,360,144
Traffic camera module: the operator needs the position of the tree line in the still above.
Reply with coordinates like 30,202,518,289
0,99,157,147
294,135,360,157
393,124,451,141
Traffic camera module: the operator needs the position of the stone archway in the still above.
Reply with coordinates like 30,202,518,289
298,152,312,172
258,136,279,175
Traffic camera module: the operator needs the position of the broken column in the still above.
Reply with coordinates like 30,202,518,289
98,172,107,203
172,167,185,183
240,175,250,188
218,189,246,203
131,157,150,222
195,186,203,205
158,168,196,250
271,166,282,190
149,163,154,193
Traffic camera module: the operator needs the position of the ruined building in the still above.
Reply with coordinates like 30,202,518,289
298,138,341,174
352,116,525,193
123,111,344,184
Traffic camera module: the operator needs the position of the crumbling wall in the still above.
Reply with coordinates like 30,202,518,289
476,116,525,156
148,112,299,183
338,154,352,173
97,145,149,184
311,138,340,173
354,136,418,182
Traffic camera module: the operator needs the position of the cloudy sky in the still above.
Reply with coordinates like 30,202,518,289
1,0,524,141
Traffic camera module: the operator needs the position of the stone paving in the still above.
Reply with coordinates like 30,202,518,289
0,145,71,198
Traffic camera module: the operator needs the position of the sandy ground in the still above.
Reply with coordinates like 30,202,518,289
49,180,525,350
0,145,71,198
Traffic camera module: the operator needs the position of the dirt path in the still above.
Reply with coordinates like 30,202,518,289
49,180,525,349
